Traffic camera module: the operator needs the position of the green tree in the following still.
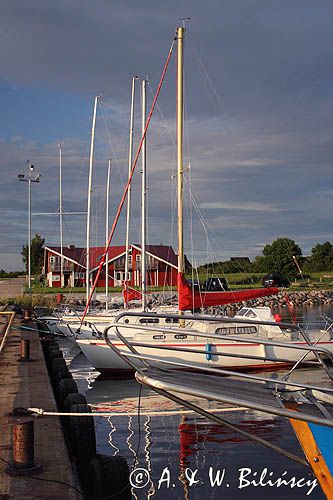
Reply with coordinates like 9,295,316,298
261,237,302,279
21,234,45,275
252,255,269,273
304,242,333,272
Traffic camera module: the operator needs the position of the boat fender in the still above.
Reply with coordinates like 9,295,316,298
56,378,78,406
68,403,96,472
63,392,87,413
206,342,212,361
84,453,131,499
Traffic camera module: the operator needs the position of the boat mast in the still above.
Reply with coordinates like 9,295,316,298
58,143,64,288
105,158,111,310
124,77,138,296
177,26,185,322
141,79,147,310
86,95,100,308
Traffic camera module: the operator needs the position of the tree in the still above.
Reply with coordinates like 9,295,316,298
21,234,45,275
252,255,269,273
304,242,333,272
261,238,302,279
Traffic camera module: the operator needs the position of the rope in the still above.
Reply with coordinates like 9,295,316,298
81,35,176,323
22,405,247,418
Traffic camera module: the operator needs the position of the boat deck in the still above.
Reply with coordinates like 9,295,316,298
136,367,333,428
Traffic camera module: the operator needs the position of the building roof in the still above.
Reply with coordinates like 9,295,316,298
45,244,178,270
132,244,178,267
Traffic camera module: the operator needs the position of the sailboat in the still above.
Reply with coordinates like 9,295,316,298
74,26,333,375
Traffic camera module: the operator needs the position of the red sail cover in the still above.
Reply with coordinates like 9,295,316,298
177,273,279,311
123,282,142,304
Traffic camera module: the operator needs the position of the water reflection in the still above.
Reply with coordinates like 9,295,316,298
58,305,330,499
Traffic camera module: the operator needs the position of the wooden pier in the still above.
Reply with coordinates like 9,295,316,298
0,311,82,499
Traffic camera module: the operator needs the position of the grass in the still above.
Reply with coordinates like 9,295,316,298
23,271,333,297
0,295,57,308
25,285,177,295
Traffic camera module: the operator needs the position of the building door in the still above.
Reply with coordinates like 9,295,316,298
114,271,124,286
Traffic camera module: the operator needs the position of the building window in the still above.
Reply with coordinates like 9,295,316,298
50,256,55,263
128,255,132,264
136,254,141,262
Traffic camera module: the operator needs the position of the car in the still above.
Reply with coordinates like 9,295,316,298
262,273,290,288
202,277,229,291
187,279,200,291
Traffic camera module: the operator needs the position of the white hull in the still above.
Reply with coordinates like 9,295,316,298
77,330,333,375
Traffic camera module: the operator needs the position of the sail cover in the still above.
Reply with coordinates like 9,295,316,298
177,273,279,311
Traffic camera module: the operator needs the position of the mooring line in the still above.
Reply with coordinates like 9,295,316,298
23,405,248,418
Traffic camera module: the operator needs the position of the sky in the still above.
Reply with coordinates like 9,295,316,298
1,1,333,270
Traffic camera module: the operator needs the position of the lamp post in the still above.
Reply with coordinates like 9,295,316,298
18,163,41,292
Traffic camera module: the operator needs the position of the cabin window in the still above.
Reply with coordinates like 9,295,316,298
244,310,256,318
165,318,179,324
139,318,159,324
215,326,258,335
215,327,229,335
239,326,257,334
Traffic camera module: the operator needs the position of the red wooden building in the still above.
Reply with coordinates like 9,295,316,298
44,244,178,288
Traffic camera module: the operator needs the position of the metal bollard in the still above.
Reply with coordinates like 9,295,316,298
6,418,42,475
20,339,30,362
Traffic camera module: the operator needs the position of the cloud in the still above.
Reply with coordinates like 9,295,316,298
1,1,333,269
200,201,285,212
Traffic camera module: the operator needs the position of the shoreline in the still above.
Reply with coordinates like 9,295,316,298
226,289,333,313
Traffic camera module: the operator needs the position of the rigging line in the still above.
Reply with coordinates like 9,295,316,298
81,35,176,321
100,99,141,243
99,102,128,188
65,140,91,217
183,66,191,167
183,177,237,288
133,384,143,468
191,45,234,132
147,81,176,150
147,79,178,294
183,176,251,275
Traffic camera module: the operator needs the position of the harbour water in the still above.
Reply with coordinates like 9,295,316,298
60,304,333,499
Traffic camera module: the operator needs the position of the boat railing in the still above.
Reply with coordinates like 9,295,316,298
103,310,333,388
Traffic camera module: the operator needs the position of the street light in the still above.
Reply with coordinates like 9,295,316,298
17,162,41,292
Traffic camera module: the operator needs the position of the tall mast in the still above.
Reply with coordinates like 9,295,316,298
58,143,64,288
105,158,111,310
86,95,99,307
125,77,137,291
177,27,185,280
141,79,147,310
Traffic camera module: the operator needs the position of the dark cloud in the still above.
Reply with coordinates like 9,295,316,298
1,1,333,269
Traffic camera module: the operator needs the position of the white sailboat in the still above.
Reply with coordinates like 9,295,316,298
75,26,333,375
